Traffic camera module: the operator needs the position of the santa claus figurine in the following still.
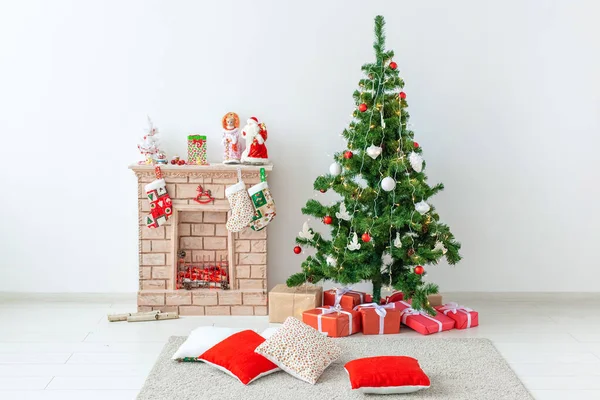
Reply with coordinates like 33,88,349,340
241,117,269,164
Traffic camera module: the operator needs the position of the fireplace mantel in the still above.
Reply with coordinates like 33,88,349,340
129,163,273,316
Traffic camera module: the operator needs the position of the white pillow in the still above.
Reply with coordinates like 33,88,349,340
171,326,241,361
260,327,280,339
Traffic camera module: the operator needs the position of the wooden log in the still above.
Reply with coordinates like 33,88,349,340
108,311,160,322
127,312,179,322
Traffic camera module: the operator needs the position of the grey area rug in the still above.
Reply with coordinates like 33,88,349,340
138,336,532,400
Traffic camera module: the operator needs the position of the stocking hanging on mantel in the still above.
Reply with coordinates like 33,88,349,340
145,166,173,228
248,168,276,231
225,168,255,232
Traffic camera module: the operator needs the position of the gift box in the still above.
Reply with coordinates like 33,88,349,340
355,303,401,335
381,291,404,304
427,294,443,307
436,303,478,329
323,288,372,310
302,306,361,338
393,300,455,335
187,135,208,165
268,284,323,323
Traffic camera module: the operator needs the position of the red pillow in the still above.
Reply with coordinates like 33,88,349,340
199,330,279,385
344,356,430,394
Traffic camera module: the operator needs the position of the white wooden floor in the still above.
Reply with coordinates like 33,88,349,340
0,293,599,399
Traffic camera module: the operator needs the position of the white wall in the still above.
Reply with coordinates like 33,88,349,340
1,0,599,293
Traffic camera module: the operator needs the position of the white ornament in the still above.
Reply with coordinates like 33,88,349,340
433,241,448,254
381,252,393,266
393,232,402,248
409,151,423,173
335,202,352,221
415,200,430,215
326,256,336,266
298,222,315,241
354,175,368,189
347,233,361,251
381,176,396,192
329,162,342,176
366,145,382,159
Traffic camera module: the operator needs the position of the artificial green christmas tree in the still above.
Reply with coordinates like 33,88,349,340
287,16,461,314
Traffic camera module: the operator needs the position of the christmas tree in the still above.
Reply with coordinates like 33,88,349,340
287,16,461,313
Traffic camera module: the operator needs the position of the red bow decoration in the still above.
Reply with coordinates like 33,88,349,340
194,185,215,204
192,139,205,145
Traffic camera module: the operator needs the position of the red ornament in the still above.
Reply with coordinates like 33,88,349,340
323,216,333,225
361,232,371,243
178,159,186,165
389,61,398,70
413,142,419,149
359,103,368,112
293,246,302,254
170,159,177,165
319,189,327,193
194,185,215,205
344,151,353,159
414,265,425,275
399,92,407,100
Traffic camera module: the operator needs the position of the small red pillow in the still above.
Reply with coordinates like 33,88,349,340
344,356,430,394
199,330,279,385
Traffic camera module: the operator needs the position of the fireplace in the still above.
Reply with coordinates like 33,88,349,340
129,164,272,316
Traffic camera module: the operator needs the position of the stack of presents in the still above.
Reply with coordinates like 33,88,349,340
269,284,478,337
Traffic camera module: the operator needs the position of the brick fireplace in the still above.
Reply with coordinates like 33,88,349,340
129,164,273,316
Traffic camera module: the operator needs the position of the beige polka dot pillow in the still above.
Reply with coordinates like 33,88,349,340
254,317,342,384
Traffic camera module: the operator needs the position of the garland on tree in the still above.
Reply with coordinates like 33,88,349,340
287,16,461,314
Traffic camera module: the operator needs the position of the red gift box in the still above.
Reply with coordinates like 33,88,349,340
302,306,361,337
323,288,372,310
355,303,401,335
393,301,455,335
436,303,478,329
381,291,404,305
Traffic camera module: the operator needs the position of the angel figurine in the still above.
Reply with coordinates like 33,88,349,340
221,112,241,164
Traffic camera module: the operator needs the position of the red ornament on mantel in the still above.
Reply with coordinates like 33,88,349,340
319,189,327,193
193,185,215,204
359,103,368,112
323,216,333,225
361,232,371,243
413,142,419,149
414,265,425,275
399,92,407,100
389,61,398,70
344,151,354,159
293,246,302,254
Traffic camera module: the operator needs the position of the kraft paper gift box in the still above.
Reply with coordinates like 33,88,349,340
435,303,478,329
323,288,372,310
427,294,443,307
355,303,401,335
268,284,323,323
393,301,455,335
302,306,361,338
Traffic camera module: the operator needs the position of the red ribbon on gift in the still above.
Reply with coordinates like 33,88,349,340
191,139,204,145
